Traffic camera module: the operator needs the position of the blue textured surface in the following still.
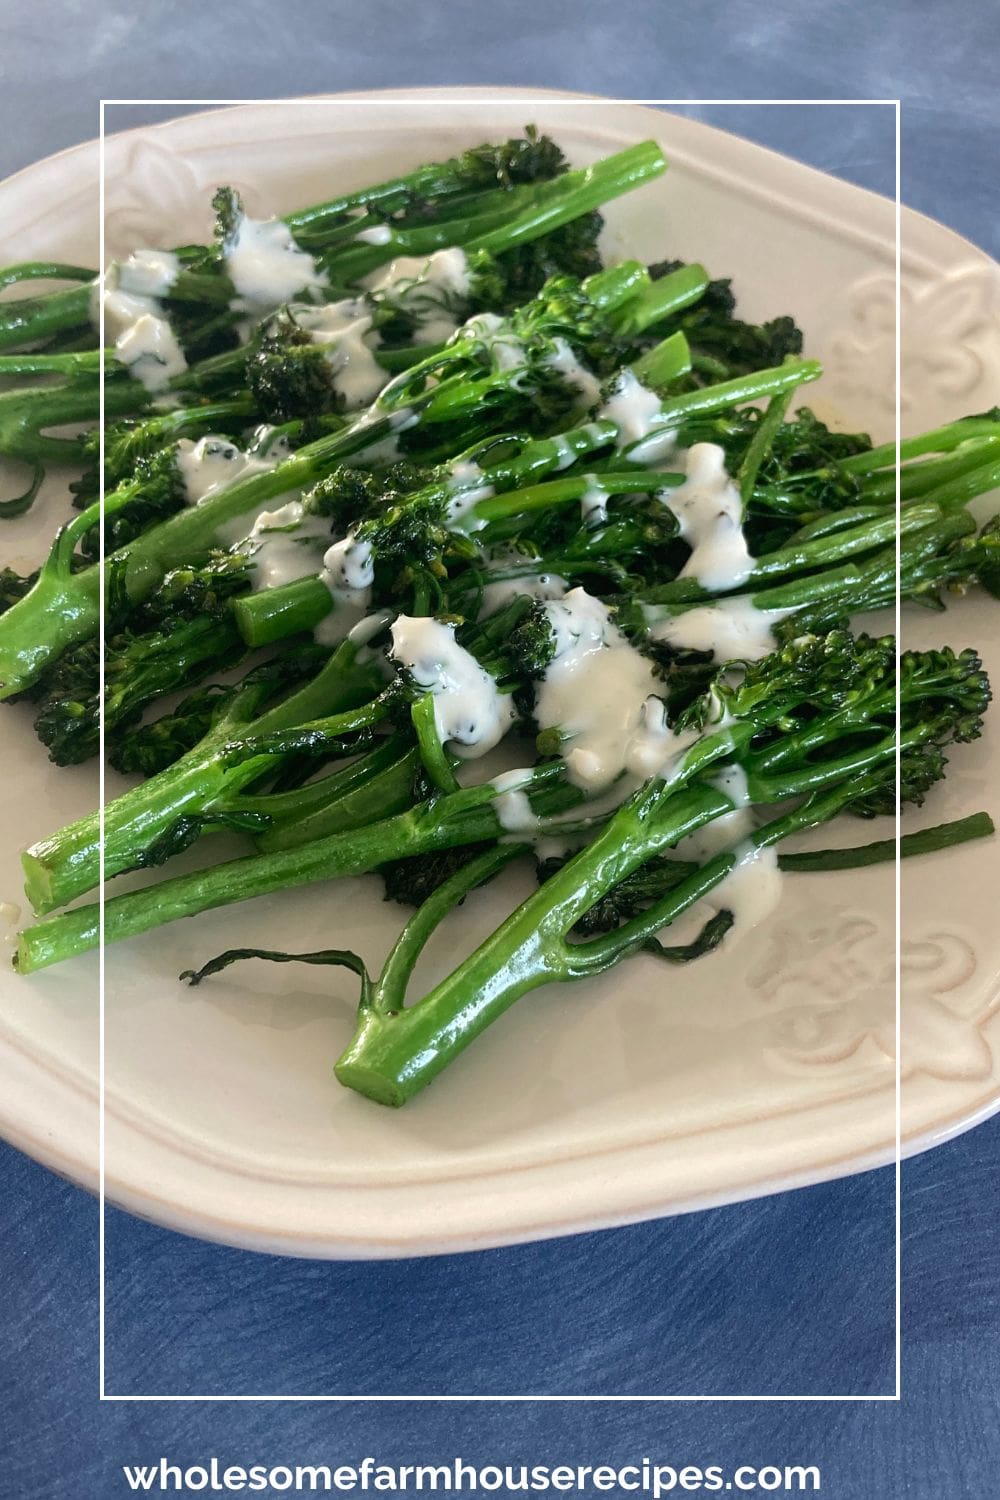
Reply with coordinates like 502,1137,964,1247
2,0,999,1492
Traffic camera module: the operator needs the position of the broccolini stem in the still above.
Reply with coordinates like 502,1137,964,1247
641,501,944,607
474,469,682,520
333,782,730,1105
282,139,568,237
737,388,794,508
612,265,709,337
328,143,667,282
14,770,580,972
0,283,93,352
0,375,148,466
915,453,1000,514
369,844,528,1016
232,577,333,647
639,509,976,625
0,408,409,699
569,777,876,972
253,743,423,852
629,330,691,387
637,358,822,433
20,643,386,914
334,771,885,1105
0,262,94,289
0,349,106,376
861,437,1000,502
779,811,995,872
838,416,1000,475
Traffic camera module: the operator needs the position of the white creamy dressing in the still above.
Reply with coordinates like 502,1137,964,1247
666,443,755,591
364,247,472,345
548,434,580,472
443,459,493,533
116,248,181,298
546,338,602,410
669,764,782,935
390,615,514,758
346,405,419,465
236,501,331,591
289,299,386,410
94,269,187,393
479,552,568,618
489,769,538,832
580,474,609,527
321,534,375,593
597,368,675,458
460,311,527,372
532,589,691,796
347,608,394,647
648,596,794,663
355,225,393,246
176,434,280,507
312,534,376,645
224,215,327,315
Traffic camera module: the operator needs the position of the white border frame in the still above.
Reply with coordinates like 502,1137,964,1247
97,94,902,1403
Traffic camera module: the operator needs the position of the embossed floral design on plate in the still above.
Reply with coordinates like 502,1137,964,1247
103,135,256,261
825,265,998,416
753,914,998,1084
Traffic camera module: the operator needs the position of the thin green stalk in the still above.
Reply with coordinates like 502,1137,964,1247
613,265,709,337
333,782,730,1104
625,358,822,450
14,772,579,972
474,468,682,522
333,771,884,1105
21,642,386,913
326,143,667,282
779,811,995,871
369,844,527,1014
861,438,1000,501
630,331,692,387
254,744,423,851
738,388,794,508
837,417,1000,475
0,262,94,290
0,283,93,352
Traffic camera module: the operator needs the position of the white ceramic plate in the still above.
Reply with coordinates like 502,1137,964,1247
1,91,998,1258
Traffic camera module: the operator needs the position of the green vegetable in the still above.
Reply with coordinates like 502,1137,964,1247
4,130,996,1118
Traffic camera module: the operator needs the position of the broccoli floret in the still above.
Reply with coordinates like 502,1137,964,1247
303,461,428,535
246,312,345,422
355,491,455,573
648,258,804,381
72,444,189,559
462,128,568,188
0,566,37,618
504,599,561,680
512,272,629,379
212,186,244,248
109,681,232,778
399,130,570,217
959,514,1000,600
146,552,253,622
490,212,605,312
109,647,330,779
32,554,253,766
378,842,497,908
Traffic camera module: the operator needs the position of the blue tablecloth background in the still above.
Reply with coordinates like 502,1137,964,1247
1,0,998,1493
